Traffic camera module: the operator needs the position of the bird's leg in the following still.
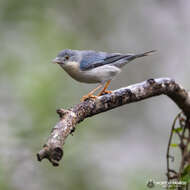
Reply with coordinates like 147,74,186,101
81,84,103,102
98,80,112,96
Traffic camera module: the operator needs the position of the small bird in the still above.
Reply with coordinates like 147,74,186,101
53,49,155,101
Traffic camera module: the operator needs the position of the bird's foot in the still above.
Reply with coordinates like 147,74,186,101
103,90,112,94
80,94,98,102
99,90,113,96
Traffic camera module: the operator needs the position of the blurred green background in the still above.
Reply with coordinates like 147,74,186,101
0,0,189,189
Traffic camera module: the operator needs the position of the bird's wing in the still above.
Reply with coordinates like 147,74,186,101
80,50,156,71
80,52,132,71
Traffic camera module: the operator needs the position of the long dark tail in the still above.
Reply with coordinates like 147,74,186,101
126,50,156,61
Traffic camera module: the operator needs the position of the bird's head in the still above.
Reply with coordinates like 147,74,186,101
52,49,79,67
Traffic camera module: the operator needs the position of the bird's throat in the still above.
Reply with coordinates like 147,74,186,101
61,61,82,80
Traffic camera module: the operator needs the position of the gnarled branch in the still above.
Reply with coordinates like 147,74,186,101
37,78,190,166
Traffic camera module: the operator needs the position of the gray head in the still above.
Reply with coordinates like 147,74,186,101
52,49,80,66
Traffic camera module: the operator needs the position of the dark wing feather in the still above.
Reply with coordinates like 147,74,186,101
80,53,131,71
102,54,132,64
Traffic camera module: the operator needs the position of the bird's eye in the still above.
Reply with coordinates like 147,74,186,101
65,55,69,60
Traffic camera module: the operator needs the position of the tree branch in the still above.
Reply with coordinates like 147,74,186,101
36,77,190,166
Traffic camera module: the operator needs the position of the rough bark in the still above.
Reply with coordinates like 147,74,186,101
37,78,190,166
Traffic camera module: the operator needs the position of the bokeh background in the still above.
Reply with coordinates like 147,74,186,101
0,0,189,189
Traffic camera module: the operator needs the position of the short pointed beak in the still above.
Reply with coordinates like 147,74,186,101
52,57,62,64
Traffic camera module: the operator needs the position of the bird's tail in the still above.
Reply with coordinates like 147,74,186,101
126,50,156,61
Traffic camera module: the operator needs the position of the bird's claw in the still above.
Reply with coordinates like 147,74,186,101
99,90,112,96
80,94,98,102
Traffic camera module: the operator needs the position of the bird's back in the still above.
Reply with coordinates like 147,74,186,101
79,50,122,71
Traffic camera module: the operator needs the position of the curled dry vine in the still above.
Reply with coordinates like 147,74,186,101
167,112,190,189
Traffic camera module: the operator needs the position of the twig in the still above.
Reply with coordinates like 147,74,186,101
166,112,181,181
37,78,190,166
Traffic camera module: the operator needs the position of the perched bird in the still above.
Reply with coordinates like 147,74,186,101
53,49,155,101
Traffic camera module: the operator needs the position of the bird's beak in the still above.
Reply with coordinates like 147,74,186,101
52,57,62,64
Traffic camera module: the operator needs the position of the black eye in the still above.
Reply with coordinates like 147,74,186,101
65,55,69,60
